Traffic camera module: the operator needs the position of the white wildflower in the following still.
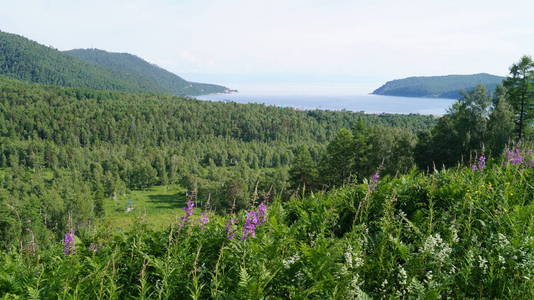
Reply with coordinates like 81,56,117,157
398,265,407,286
478,255,488,273
450,226,459,243
420,233,452,264
497,233,510,247
282,254,300,269
344,244,364,269
424,270,433,283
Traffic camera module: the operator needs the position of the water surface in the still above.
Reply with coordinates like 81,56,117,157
197,92,456,115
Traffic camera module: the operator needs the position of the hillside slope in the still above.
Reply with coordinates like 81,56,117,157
373,73,505,99
0,30,228,95
0,30,141,92
64,48,229,96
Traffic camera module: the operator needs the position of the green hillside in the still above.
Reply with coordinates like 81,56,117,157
0,30,228,95
64,48,229,96
373,73,505,99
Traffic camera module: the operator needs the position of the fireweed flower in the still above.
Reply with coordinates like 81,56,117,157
199,212,209,229
369,172,380,191
257,202,268,224
179,200,195,227
238,202,269,240
472,155,486,171
242,211,259,240
64,232,75,255
506,149,524,165
225,217,236,240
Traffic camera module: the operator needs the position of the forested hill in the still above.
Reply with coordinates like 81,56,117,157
64,49,229,96
372,73,505,99
0,30,228,96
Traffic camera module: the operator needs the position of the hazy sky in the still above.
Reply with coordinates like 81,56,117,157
1,0,533,93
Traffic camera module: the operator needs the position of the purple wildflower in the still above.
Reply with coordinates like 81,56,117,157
472,155,486,172
242,211,258,240
257,202,268,224
225,217,236,240
372,173,380,184
369,172,380,191
179,199,195,227
506,149,524,165
64,232,75,255
199,212,209,229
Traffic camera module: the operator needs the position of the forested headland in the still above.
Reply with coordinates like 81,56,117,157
373,73,505,99
0,53,533,298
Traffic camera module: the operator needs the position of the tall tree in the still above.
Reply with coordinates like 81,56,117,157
503,56,534,140
351,122,371,178
320,128,355,186
487,86,515,155
289,147,318,192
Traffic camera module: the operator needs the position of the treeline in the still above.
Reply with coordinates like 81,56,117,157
0,76,435,145
0,75,436,248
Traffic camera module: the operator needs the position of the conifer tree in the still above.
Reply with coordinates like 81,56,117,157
503,55,534,140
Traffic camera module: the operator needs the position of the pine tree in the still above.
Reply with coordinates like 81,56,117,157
503,56,534,140
487,87,515,155
320,128,355,186
289,147,318,192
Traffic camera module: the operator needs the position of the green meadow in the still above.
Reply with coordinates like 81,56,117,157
102,185,188,230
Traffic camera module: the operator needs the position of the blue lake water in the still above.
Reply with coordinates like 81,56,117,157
196,92,456,115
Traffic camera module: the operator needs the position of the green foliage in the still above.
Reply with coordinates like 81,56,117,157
415,85,515,169
487,86,515,154
1,159,532,298
373,73,505,99
0,75,436,249
320,128,356,186
503,55,534,141
64,49,229,96
289,147,319,192
0,31,227,96
313,122,416,189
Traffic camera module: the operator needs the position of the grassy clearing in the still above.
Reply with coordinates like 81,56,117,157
102,184,188,230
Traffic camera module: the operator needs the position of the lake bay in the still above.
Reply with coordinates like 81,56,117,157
196,92,456,115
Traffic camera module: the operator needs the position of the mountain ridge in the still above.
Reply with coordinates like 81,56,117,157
64,48,230,96
0,30,229,96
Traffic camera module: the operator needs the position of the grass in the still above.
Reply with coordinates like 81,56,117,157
102,184,189,230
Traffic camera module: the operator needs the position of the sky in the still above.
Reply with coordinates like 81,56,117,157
1,0,533,93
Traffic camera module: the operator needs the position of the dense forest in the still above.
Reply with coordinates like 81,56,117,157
0,45,533,298
0,31,228,95
373,73,504,99
0,74,437,246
